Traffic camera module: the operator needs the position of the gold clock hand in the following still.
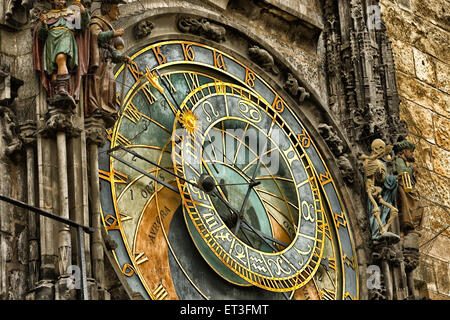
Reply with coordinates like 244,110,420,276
145,67,180,116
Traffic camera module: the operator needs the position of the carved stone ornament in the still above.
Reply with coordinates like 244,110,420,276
318,123,344,156
318,123,355,184
369,287,387,300
177,17,226,43
248,45,279,75
283,73,309,102
84,115,108,147
337,154,355,184
403,232,420,271
0,106,23,156
133,18,154,40
0,61,23,105
38,106,79,138
18,120,37,145
1,0,30,28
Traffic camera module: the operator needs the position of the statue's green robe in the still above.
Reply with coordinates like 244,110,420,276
33,8,90,100
36,9,90,75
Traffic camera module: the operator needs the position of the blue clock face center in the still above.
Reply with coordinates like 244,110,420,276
204,162,273,252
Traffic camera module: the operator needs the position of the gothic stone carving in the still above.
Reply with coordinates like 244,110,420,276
283,73,309,102
133,18,154,40
318,123,355,183
177,17,226,43
248,45,279,75
0,106,23,156
318,123,344,156
1,0,30,28
38,105,79,138
84,115,108,147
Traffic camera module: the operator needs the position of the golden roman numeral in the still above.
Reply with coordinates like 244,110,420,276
135,252,149,265
184,72,201,92
141,84,158,105
152,284,168,300
319,288,336,300
115,132,131,146
162,74,177,94
123,102,142,123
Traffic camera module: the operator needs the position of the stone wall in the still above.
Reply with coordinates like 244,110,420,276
380,0,450,300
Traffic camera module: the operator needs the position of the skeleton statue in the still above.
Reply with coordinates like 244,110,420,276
360,139,399,239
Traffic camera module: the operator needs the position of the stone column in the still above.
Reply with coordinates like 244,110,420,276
40,104,78,300
19,120,39,292
371,235,400,300
403,232,420,299
0,109,13,299
85,115,109,299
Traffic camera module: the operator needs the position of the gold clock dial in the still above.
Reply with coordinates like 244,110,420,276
172,82,325,292
99,40,358,300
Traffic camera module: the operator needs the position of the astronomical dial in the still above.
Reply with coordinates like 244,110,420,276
98,40,359,300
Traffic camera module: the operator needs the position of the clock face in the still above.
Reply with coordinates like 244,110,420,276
98,40,359,300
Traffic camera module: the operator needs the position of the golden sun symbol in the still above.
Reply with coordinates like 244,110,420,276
181,110,198,134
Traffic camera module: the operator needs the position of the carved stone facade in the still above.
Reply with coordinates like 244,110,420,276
0,0,447,300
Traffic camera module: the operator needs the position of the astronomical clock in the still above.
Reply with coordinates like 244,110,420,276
98,40,359,300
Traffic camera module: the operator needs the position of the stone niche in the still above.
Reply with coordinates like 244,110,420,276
0,0,29,29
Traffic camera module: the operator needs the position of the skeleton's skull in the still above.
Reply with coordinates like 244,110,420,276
371,139,386,156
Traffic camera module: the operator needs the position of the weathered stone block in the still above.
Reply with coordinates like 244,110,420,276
407,134,434,171
391,38,415,76
399,99,434,143
412,0,450,31
397,0,412,11
434,115,450,151
415,168,450,207
435,60,450,94
15,54,38,100
381,3,450,62
434,260,450,296
413,48,437,86
0,30,17,56
8,270,26,299
431,146,450,178
396,72,449,118
414,254,437,291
